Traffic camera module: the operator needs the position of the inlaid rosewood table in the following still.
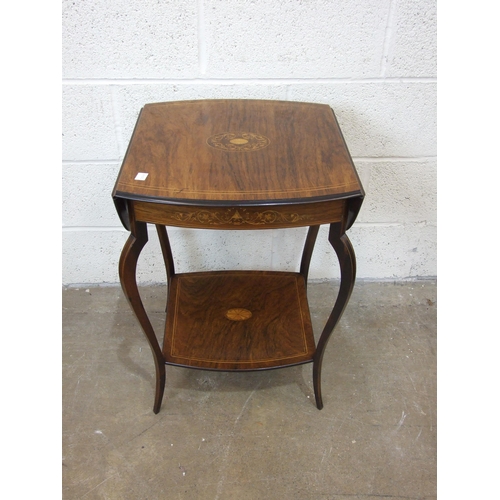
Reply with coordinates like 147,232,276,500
112,99,364,414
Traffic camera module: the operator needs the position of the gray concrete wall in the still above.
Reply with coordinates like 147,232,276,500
62,0,437,285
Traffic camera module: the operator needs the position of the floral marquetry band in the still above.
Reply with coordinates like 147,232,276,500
172,208,315,227
132,199,345,230
207,132,270,152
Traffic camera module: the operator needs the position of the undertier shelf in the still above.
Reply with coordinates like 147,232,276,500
163,271,317,370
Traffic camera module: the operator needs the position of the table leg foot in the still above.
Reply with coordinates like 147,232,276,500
312,223,356,410
153,364,166,414
313,361,324,410
119,221,167,413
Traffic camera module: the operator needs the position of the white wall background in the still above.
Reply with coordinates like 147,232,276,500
62,0,437,285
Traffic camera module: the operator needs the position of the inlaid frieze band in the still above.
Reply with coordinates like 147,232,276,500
172,208,314,226
132,199,346,229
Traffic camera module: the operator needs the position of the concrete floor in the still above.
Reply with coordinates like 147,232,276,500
62,280,436,499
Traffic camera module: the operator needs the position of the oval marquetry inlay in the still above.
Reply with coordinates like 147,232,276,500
225,308,253,321
207,132,270,152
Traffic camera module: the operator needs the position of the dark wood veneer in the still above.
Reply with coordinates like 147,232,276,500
113,99,364,413
132,199,345,229
113,99,363,206
163,271,315,370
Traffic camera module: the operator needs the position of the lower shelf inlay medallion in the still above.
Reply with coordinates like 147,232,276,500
164,272,316,369
225,308,253,321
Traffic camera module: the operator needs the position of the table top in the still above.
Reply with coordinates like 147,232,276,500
112,99,363,207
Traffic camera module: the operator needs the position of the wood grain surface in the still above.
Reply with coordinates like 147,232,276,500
113,99,365,412
163,271,316,370
132,198,345,229
113,99,363,205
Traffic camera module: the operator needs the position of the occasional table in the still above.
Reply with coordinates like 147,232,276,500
112,99,364,414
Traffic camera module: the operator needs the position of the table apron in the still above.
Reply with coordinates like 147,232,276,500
131,199,346,229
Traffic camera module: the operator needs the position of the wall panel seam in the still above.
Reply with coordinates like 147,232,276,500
61,77,437,85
